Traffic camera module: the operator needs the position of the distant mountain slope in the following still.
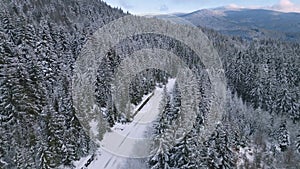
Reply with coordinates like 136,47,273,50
157,8,300,42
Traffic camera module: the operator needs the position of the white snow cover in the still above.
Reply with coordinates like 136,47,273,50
73,79,176,169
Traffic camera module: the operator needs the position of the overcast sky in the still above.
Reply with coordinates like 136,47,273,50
103,0,300,14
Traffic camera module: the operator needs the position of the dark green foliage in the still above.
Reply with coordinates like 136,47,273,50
1,1,299,168
278,121,290,152
0,1,124,168
129,69,169,105
297,132,300,154
207,125,236,169
203,28,300,123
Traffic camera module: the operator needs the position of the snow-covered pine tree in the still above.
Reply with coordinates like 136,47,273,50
207,124,236,169
0,0,127,168
170,83,181,122
149,130,172,169
174,133,199,168
296,132,300,154
278,120,290,152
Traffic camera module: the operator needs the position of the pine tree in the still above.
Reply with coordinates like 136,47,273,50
207,124,236,169
0,1,127,168
149,130,172,169
169,83,181,122
278,121,289,152
296,132,300,154
171,133,198,168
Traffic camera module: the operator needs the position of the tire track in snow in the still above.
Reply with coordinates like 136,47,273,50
104,156,113,168
118,132,131,147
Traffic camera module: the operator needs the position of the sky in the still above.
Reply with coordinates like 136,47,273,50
102,0,300,14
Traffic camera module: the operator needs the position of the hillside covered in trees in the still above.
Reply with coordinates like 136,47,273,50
148,28,300,168
0,0,299,168
0,0,124,168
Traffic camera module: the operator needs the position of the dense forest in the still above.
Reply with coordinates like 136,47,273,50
148,28,300,168
0,0,299,168
0,0,125,168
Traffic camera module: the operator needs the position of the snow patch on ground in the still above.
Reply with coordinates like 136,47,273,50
89,119,99,137
166,78,176,93
240,147,254,161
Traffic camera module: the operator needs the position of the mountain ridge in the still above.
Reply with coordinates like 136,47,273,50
155,7,300,42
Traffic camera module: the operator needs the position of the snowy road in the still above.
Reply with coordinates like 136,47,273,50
74,79,176,169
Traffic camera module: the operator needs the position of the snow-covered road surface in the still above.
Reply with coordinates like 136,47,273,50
100,87,163,158
74,79,176,169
